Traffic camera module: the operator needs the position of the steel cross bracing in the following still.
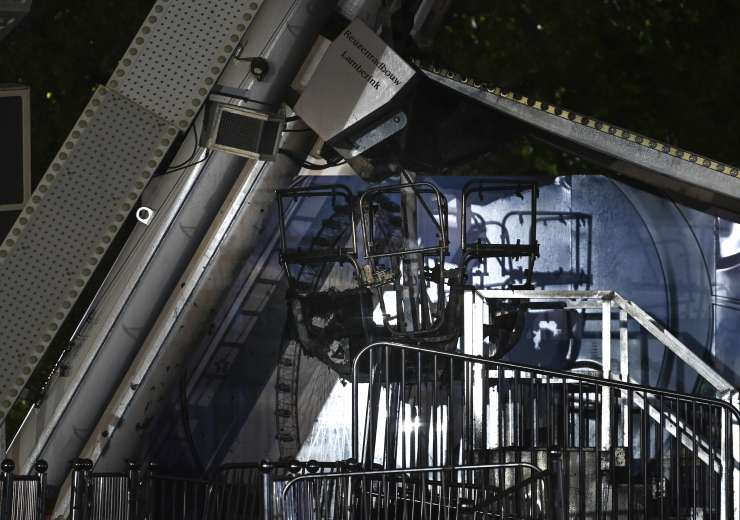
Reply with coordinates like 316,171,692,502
0,0,266,424
465,290,740,519
419,63,740,220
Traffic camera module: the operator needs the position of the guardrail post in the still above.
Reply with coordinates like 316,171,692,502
70,459,92,520
34,459,48,520
1,459,15,520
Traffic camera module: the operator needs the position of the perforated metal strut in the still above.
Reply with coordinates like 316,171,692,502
417,60,740,179
417,61,740,220
0,0,266,422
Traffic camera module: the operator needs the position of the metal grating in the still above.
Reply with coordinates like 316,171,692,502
0,86,176,419
108,0,265,128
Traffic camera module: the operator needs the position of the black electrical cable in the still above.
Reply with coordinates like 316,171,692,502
165,150,211,175
210,86,278,108
278,147,346,170
167,124,200,171
180,372,206,476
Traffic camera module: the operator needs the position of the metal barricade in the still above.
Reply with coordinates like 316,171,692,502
70,459,138,520
281,462,551,519
139,464,209,520
0,459,47,520
204,463,263,520
352,342,740,519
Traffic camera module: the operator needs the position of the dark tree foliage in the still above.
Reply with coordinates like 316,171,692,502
412,0,740,174
3,1,740,179
1,0,155,184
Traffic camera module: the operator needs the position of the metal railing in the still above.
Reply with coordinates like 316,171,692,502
70,460,210,520
282,462,551,519
0,459,47,520
352,341,740,519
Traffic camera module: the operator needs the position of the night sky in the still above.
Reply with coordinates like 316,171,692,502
2,0,740,236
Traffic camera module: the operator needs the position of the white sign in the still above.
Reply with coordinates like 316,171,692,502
294,19,415,142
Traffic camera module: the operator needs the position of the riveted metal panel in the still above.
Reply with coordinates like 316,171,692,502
0,86,176,419
108,0,265,128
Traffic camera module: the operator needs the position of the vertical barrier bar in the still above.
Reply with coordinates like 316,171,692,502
548,450,566,520
34,460,48,520
620,309,630,448
127,460,140,520
601,299,612,451
1,459,15,520
260,461,273,520
70,459,92,520
730,391,740,520
352,355,359,462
